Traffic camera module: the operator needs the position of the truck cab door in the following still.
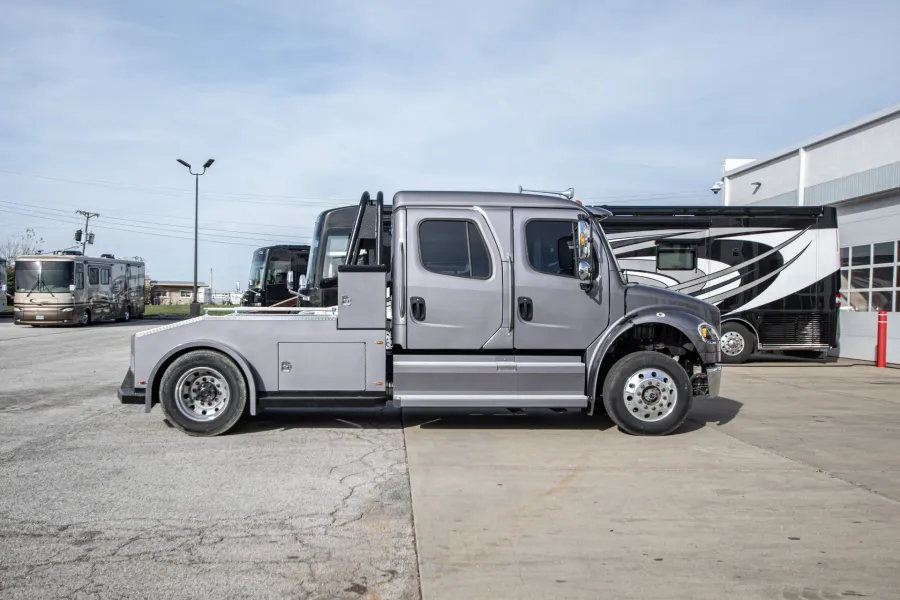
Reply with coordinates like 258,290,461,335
403,208,505,350
512,208,609,350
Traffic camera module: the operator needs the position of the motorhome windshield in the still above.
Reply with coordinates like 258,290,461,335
306,223,350,286
15,261,74,294
248,248,267,290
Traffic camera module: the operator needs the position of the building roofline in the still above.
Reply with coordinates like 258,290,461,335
725,102,900,177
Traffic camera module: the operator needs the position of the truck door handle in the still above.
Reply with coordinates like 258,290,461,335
517,297,533,322
410,296,426,321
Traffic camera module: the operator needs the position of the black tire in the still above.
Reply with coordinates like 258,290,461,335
720,322,754,364
158,349,247,437
602,351,693,436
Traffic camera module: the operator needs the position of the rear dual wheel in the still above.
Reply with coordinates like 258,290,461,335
159,350,247,436
602,351,693,436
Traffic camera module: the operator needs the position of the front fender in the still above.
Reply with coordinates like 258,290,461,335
145,340,259,415
585,307,720,415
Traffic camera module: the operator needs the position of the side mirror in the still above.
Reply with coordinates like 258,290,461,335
576,218,592,261
287,271,294,289
298,274,308,291
69,284,75,292
576,217,594,290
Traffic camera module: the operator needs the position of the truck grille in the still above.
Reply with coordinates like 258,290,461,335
760,313,832,347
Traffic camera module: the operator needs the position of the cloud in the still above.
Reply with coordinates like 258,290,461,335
1,0,899,287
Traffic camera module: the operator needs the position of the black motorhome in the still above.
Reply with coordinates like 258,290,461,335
302,198,392,307
594,205,840,363
242,244,310,307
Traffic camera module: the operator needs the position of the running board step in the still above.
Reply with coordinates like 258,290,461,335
393,394,588,408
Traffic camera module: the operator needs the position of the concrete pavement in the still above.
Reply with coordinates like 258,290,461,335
403,364,900,600
2,321,900,599
0,322,419,600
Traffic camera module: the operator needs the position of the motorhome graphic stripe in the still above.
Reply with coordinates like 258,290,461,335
702,241,811,306
667,227,810,292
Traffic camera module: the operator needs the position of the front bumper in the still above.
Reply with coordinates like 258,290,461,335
14,306,77,325
117,368,145,404
705,364,722,398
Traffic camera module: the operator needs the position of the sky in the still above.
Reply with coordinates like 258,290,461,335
2,0,900,291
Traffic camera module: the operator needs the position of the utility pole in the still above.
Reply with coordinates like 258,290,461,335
75,211,99,256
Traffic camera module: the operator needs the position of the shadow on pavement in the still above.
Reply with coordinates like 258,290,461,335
229,399,742,435
678,395,743,434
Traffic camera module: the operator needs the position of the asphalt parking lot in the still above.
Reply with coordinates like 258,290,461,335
1,320,899,600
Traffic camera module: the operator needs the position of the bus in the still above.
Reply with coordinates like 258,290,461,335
13,254,145,326
242,244,310,307
593,205,840,363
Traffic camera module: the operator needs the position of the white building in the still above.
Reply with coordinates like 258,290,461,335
719,103,900,363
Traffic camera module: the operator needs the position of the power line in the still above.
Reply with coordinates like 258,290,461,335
0,199,311,243
0,204,301,248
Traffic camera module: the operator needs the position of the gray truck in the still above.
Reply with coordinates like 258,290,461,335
118,190,723,436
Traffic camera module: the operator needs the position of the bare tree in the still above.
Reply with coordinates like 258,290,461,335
0,228,44,263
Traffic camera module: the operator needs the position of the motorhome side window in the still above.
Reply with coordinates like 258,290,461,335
75,263,84,289
525,220,577,277
88,267,99,286
100,268,110,285
418,219,491,279
657,243,696,271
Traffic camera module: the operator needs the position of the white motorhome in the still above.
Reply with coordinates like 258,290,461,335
13,254,145,326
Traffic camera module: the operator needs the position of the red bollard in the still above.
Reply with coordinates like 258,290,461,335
876,310,888,368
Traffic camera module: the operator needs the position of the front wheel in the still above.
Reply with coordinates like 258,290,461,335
159,350,247,436
602,351,693,436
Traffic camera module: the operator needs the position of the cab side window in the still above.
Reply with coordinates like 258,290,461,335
88,267,100,286
100,268,110,285
418,219,491,279
525,220,577,277
75,264,84,289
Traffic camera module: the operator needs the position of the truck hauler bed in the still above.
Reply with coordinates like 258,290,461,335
118,189,723,437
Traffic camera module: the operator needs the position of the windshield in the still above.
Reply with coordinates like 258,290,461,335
307,221,351,286
594,220,627,285
265,248,292,286
248,248,267,290
15,261,74,294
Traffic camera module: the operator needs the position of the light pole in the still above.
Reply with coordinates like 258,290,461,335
176,157,215,317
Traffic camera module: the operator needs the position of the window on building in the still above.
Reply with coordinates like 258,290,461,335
180,290,192,298
418,219,491,279
88,267,99,286
657,243,697,271
525,220,579,277
840,241,900,312
851,244,871,266
873,242,894,265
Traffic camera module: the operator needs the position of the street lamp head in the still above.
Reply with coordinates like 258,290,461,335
177,159,192,169
203,158,215,169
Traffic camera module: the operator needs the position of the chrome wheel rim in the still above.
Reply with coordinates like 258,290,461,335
81,312,89,325
623,368,678,423
720,331,745,357
124,309,130,321
174,367,230,422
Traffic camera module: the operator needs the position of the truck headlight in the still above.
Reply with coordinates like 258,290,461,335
698,323,719,343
